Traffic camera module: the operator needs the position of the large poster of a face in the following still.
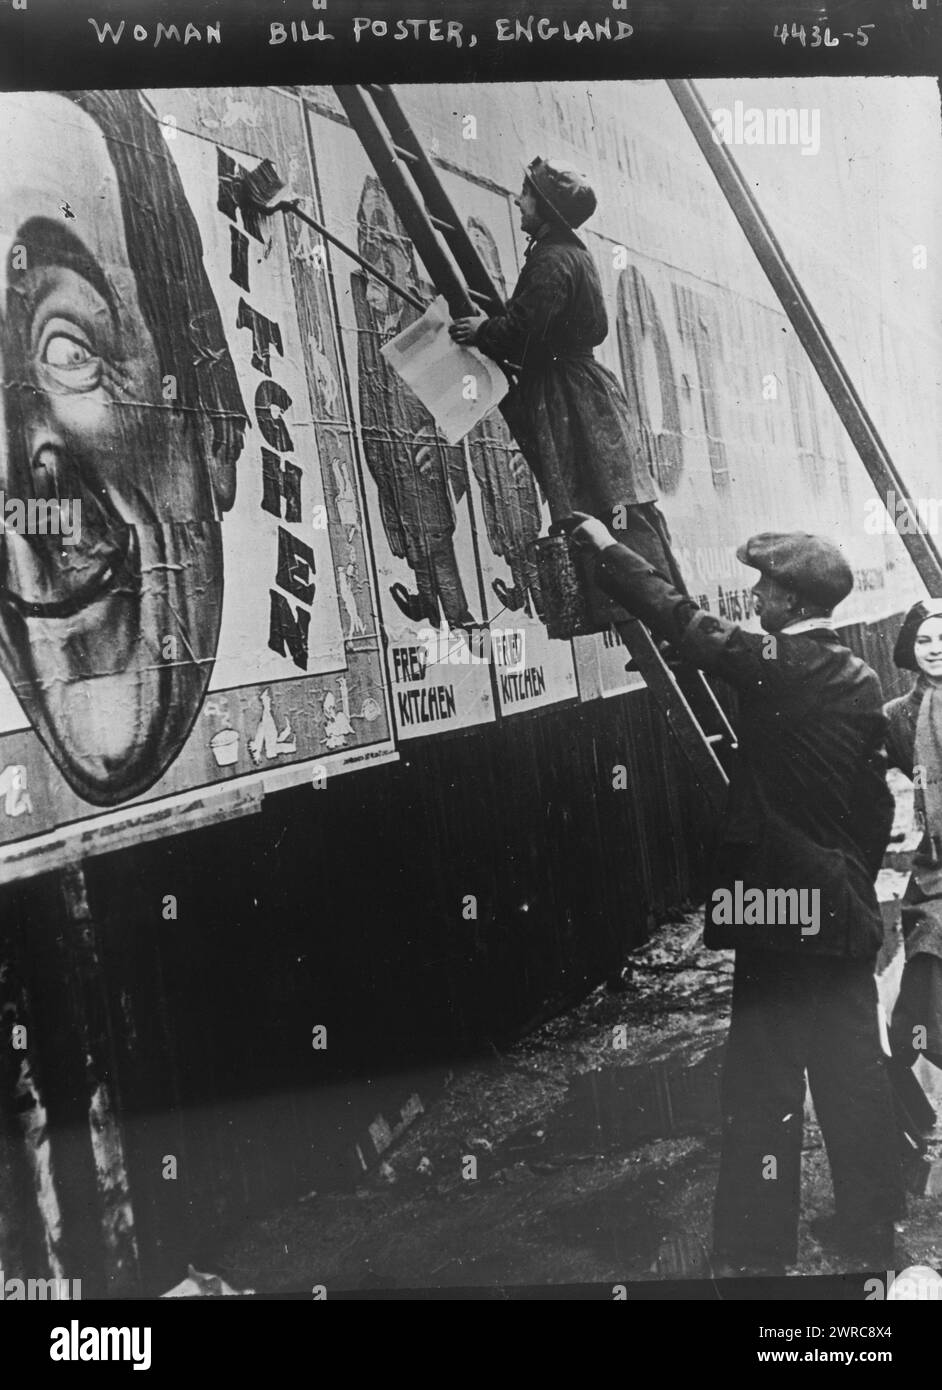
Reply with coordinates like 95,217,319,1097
0,90,247,807
0,87,393,859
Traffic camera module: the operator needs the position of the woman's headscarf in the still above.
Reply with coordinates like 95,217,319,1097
893,599,942,671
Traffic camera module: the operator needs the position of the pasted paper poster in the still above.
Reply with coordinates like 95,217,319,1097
380,295,508,445
0,88,393,864
310,113,497,740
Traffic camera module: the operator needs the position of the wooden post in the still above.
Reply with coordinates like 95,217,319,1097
52,863,140,1296
0,881,68,1283
0,1003,32,1277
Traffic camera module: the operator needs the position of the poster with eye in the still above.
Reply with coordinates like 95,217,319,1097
307,104,496,740
0,87,394,874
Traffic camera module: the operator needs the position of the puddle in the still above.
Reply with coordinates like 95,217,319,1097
549,1048,723,1154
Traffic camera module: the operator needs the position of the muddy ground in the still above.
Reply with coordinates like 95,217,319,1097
206,773,941,1294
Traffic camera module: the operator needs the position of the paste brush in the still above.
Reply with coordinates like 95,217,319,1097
236,157,425,311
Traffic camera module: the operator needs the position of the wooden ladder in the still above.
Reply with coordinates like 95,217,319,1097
334,82,735,810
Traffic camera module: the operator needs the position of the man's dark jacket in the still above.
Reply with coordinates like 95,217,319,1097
474,227,656,520
591,543,894,958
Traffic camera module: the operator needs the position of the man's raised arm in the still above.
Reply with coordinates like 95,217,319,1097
569,515,781,691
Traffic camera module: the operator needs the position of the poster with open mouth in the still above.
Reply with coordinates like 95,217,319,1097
0,86,395,871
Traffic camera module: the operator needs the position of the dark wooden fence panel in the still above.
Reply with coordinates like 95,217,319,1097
0,610,904,1291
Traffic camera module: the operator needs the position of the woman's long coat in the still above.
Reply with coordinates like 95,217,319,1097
475,227,656,522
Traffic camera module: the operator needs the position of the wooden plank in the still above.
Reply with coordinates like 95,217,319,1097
0,783,264,888
0,738,400,886
2,974,69,1279
0,930,39,1278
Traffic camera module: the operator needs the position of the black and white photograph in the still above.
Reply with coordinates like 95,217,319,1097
0,0,939,1357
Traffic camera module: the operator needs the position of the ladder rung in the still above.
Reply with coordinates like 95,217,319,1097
337,83,508,320
613,617,729,810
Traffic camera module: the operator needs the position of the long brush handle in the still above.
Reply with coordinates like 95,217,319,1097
275,200,427,313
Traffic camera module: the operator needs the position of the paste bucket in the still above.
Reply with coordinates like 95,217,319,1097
534,534,596,639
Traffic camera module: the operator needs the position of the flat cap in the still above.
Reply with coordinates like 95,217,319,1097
736,532,854,610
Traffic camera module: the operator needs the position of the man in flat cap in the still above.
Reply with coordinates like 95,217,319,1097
564,515,903,1274
449,157,684,600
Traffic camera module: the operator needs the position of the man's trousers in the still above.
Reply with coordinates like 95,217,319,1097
713,949,903,1268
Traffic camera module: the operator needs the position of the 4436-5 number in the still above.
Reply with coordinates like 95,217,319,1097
772,22,875,46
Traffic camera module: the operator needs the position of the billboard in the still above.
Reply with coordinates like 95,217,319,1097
1,78,935,872
0,87,394,876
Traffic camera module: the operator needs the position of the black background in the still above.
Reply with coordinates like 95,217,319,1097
0,0,936,91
